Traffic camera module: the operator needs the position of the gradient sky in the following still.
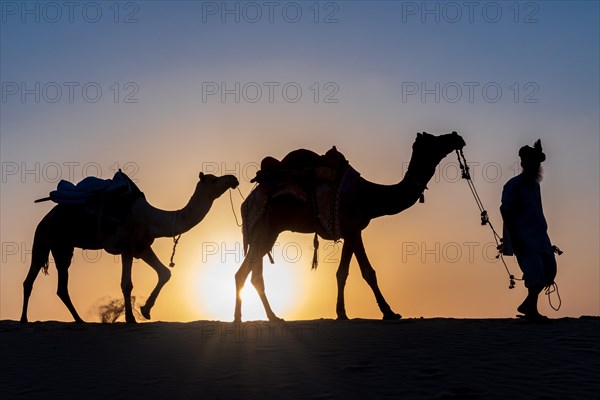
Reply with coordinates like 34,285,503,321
1,1,598,322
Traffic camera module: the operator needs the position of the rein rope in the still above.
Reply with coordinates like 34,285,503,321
456,149,519,288
456,149,561,311
169,211,181,268
229,187,246,228
171,185,248,268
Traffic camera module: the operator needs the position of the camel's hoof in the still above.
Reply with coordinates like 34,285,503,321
75,318,85,324
383,313,402,320
126,317,138,324
268,315,284,322
140,305,151,320
336,314,349,321
20,318,28,324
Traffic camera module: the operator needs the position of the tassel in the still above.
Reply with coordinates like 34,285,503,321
267,251,275,264
311,233,319,270
169,234,181,268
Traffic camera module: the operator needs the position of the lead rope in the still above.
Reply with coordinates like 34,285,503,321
169,211,181,268
544,283,562,311
456,149,520,288
456,149,561,311
229,189,243,227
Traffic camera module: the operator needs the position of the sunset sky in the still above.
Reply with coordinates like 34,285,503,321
1,1,598,322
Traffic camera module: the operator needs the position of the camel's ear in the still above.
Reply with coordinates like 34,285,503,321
199,172,205,181
452,131,458,136
417,132,422,137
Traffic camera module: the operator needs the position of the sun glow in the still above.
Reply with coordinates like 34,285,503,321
192,253,303,321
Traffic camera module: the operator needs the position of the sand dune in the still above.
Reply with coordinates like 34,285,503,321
1,318,598,399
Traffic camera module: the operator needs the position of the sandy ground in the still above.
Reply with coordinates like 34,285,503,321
1,317,598,399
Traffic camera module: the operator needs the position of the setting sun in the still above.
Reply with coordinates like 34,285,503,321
191,243,305,321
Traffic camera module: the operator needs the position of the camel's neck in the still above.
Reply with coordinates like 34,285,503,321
363,156,437,219
145,184,216,238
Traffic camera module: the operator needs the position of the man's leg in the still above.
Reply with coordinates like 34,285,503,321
518,285,544,317
516,252,548,319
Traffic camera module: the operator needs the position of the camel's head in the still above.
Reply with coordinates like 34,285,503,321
198,172,239,198
412,131,465,166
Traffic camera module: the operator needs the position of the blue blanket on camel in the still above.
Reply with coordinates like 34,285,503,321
36,170,139,205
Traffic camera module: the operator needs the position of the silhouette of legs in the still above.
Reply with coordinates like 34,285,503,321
517,285,546,321
120,253,136,323
234,253,252,322
21,261,45,323
251,256,283,322
21,234,52,323
138,247,171,320
53,247,84,323
235,236,281,322
335,240,353,320
352,233,401,320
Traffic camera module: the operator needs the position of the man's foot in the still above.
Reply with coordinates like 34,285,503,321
517,313,551,323
517,303,534,316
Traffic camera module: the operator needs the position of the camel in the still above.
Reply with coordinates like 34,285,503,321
234,131,466,322
21,172,239,323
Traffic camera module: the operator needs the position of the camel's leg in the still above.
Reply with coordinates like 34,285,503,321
250,255,283,322
235,239,281,323
234,253,253,323
54,247,84,323
138,247,171,320
21,232,52,323
120,253,136,323
335,240,354,320
20,261,46,323
352,234,401,320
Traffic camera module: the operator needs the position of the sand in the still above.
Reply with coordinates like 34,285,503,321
1,317,598,399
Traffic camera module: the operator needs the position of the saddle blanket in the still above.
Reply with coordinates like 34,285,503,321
44,170,138,205
242,147,360,255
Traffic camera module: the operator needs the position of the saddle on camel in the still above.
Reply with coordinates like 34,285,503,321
35,170,144,254
243,146,360,268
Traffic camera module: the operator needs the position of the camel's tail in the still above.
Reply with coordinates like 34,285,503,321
32,239,50,276
31,221,52,276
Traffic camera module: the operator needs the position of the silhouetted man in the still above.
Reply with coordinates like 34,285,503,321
500,139,557,321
